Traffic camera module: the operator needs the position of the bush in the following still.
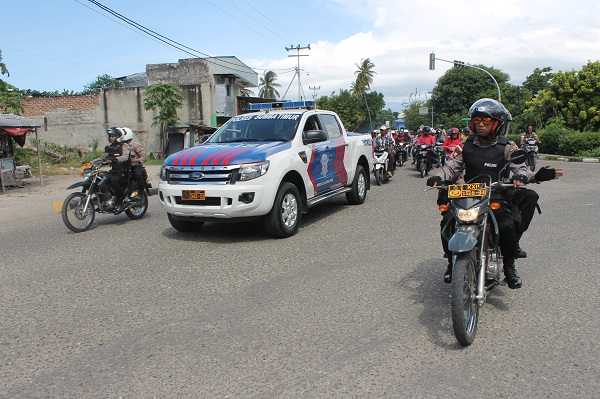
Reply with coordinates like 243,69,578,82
558,132,600,156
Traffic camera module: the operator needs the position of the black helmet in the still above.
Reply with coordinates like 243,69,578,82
422,126,432,134
107,126,122,138
468,98,512,137
462,126,471,134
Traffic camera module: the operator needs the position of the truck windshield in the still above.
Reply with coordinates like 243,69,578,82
206,113,301,143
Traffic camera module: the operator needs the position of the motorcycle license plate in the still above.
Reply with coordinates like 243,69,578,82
448,183,487,198
182,190,206,200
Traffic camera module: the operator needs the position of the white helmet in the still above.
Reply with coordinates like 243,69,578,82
118,127,134,142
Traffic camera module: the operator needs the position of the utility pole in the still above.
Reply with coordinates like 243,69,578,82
309,85,320,100
284,44,310,101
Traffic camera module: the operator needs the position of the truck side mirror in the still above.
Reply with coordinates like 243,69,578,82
303,130,328,144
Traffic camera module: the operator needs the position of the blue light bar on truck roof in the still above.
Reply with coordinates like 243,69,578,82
248,100,315,111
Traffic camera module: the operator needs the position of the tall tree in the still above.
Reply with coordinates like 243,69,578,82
143,82,183,152
82,74,124,94
352,58,376,97
258,71,281,99
522,67,553,95
0,50,24,114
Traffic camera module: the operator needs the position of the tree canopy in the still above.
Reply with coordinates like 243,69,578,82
82,74,124,94
0,50,24,114
258,71,281,99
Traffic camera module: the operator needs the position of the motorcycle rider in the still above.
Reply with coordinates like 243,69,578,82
119,127,151,196
520,124,541,145
374,125,396,176
434,125,447,142
461,126,471,140
97,127,130,213
427,98,563,289
442,127,463,159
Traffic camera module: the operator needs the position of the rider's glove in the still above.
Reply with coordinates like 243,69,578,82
511,174,528,184
426,175,443,187
535,166,556,182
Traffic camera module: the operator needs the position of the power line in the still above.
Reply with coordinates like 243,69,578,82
239,0,303,44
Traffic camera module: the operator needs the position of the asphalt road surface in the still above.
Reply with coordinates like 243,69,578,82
1,160,598,398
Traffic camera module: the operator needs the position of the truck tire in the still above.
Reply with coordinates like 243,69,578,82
167,213,204,232
346,165,367,205
264,182,301,238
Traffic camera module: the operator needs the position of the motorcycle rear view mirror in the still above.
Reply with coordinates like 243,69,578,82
510,149,527,164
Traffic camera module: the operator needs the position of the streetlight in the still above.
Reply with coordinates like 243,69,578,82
429,52,502,102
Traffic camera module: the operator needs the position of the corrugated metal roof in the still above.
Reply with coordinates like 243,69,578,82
0,114,41,128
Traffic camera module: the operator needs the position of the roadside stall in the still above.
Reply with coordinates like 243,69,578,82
0,114,43,193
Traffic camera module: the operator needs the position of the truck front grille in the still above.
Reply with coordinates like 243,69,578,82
164,166,239,185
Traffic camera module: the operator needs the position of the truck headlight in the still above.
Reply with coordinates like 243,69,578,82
457,206,480,222
238,161,270,181
160,165,167,181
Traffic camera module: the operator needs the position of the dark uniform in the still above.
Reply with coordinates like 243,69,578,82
434,134,537,274
100,141,130,205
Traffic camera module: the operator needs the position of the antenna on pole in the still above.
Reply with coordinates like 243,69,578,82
285,44,310,101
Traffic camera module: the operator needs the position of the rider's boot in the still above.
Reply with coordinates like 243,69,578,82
444,256,452,284
504,258,522,289
515,232,527,258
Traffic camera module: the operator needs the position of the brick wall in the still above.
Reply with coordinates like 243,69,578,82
22,94,100,116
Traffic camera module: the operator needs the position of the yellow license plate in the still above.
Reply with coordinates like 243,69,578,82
448,183,487,198
182,190,206,200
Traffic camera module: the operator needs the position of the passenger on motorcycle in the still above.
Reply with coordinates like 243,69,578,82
374,125,396,176
442,127,463,159
520,124,541,145
96,127,131,213
118,127,151,196
427,98,563,289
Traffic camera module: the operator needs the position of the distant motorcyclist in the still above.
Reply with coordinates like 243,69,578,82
461,126,471,140
374,125,396,176
118,127,150,196
418,126,436,146
520,124,541,145
434,125,447,142
96,127,130,213
442,127,463,158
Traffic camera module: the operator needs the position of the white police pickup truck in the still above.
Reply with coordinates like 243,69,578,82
158,101,373,237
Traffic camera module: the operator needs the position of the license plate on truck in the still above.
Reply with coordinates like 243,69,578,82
182,190,206,200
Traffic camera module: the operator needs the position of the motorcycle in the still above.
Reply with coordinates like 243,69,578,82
433,140,445,167
430,149,527,346
522,138,539,171
394,141,410,167
372,146,391,185
61,161,149,232
415,143,438,178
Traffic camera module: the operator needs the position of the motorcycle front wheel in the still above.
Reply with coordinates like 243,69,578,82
451,251,479,346
529,155,536,171
419,160,426,178
62,192,95,233
375,168,383,186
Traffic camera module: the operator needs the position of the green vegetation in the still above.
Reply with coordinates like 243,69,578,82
258,71,281,99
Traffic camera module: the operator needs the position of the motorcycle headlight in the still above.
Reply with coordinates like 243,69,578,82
457,206,480,222
238,161,270,181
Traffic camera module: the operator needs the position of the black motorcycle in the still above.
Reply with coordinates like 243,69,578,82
415,143,438,178
61,161,149,232
394,141,410,167
522,138,539,171
431,149,527,346
433,140,445,167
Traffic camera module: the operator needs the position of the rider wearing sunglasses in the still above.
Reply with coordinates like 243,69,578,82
427,98,563,289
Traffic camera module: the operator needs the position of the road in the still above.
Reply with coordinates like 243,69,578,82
1,161,598,398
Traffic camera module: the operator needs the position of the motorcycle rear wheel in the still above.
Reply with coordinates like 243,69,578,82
125,191,148,220
62,192,95,233
451,251,479,346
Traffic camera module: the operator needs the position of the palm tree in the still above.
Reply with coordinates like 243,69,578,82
240,88,254,97
352,58,376,97
258,70,281,99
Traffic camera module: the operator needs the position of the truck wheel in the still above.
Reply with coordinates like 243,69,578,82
264,182,301,238
346,165,367,205
167,213,204,232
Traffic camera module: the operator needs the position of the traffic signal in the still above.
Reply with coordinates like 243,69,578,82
453,60,465,68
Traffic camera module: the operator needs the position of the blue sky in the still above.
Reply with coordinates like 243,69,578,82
2,0,599,111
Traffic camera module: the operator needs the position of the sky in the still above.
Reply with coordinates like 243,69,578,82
2,0,600,112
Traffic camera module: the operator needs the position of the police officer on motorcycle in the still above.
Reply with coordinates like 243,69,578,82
427,98,563,289
98,127,130,213
118,127,150,196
